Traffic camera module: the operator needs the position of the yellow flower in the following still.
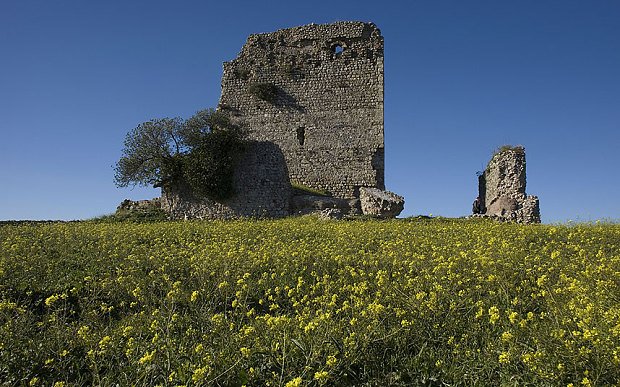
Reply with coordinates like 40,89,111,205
488,306,500,324
475,307,484,319
366,302,385,318
98,335,111,351
192,366,209,382
138,349,156,364
77,325,90,340
285,377,303,387
508,311,519,324
45,294,60,306
501,331,513,342
326,355,337,367
499,352,510,364
537,275,548,287
314,370,329,383
122,325,134,337
190,290,199,302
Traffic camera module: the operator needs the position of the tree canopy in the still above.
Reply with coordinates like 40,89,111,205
114,109,245,200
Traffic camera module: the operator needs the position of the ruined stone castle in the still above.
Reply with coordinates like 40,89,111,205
160,21,404,219
118,22,541,222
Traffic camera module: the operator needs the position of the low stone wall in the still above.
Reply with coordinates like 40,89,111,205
116,198,161,212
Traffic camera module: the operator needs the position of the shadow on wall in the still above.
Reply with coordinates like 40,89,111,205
372,147,385,190
162,141,292,219
248,83,305,112
272,85,305,112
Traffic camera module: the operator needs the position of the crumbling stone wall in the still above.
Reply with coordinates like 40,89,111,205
218,21,385,198
478,146,540,223
161,142,291,219
117,198,161,212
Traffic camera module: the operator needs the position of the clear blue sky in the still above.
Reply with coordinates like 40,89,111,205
1,1,619,222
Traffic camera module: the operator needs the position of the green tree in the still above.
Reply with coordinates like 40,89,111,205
114,117,185,189
183,128,245,200
182,109,246,200
114,109,246,200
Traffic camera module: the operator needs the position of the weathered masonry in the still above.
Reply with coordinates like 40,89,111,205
219,21,385,198
476,146,540,223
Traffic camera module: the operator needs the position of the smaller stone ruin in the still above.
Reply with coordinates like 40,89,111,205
477,146,540,223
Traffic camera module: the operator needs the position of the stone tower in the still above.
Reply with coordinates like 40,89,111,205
478,146,540,223
158,21,402,219
218,21,385,198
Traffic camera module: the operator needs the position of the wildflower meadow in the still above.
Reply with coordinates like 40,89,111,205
1,218,619,386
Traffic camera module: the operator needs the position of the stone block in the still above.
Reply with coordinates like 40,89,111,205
359,187,404,218
486,195,519,218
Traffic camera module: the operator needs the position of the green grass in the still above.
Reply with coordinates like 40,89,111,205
291,182,330,197
1,218,619,386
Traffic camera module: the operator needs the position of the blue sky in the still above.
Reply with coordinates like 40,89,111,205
1,1,619,222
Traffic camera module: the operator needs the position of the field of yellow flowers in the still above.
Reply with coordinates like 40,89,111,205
1,217,619,386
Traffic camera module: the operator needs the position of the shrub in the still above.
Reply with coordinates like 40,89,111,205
248,82,279,103
493,145,525,157
94,208,169,223
182,129,246,201
291,181,330,196
234,67,251,80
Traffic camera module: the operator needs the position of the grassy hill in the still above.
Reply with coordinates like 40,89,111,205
1,218,619,386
